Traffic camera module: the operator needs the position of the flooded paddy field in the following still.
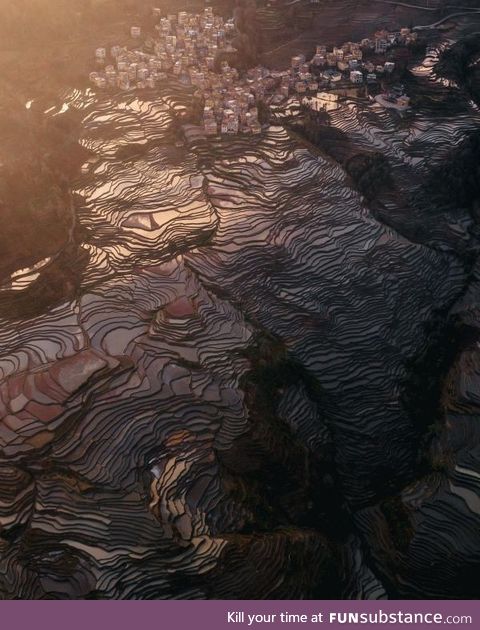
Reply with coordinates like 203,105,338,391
0,3,480,600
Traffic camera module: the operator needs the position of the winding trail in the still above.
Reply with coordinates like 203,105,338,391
413,10,480,30
369,0,480,30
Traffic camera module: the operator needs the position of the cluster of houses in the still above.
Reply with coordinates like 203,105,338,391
90,7,236,91
89,8,418,137
291,28,417,112
289,28,417,94
89,7,266,135
201,66,265,136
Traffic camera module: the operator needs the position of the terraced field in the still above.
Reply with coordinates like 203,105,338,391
1,15,480,599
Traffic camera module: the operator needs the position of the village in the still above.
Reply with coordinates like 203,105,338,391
89,5,419,138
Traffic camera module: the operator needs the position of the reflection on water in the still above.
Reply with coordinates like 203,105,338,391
1,257,52,292
0,35,479,599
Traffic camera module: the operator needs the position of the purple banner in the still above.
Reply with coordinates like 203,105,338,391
0,600,477,630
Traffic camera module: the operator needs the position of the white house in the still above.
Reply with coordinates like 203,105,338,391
350,70,363,84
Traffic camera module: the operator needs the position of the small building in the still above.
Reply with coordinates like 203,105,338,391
375,38,388,54
131,26,142,38
227,119,239,134
333,47,344,60
291,55,304,69
350,70,363,84
322,69,342,83
128,64,138,80
117,72,130,90
326,53,337,67
106,68,117,86
351,47,363,60
303,91,339,112
312,54,326,67
204,120,218,135
95,47,106,61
